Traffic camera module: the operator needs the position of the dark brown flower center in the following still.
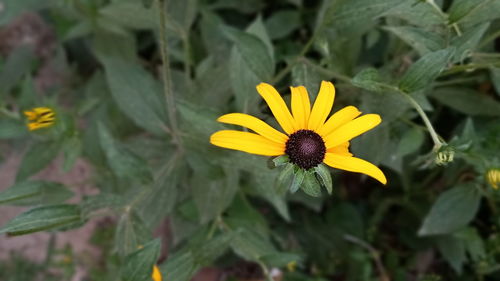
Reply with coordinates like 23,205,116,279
285,130,326,170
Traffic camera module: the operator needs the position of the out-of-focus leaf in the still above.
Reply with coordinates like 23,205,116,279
448,0,500,27
115,209,152,257
398,48,454,93
0,0,53,25
61,135,81,172
291,61,325,98
122,239,161,281
418,184,481,236
99,2,155,30
223,26,274,81
320,0,400,34
352,68,391,93
0,180,73,206
380,0,444,27
450,23,489,62
247,15,274,62
265,10,301,39
260,252,302,267
100,57,167,135
16,141,60,181
0,119,27,139
326,202,364,238
192,167,238,224
491,67,500,96
457,227,486,262
430,88,500,116
384,26,444,56
397,127,425,156
436,235,466,274
97,123,153,183
0,46,35,95
0,204,81,236
231,227,277,262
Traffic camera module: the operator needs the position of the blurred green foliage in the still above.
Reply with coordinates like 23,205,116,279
1,0,500,280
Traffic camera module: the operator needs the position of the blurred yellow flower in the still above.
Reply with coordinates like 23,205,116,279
24,107,55,131
210,81,386,184
486,169,500,190
152,265,162,281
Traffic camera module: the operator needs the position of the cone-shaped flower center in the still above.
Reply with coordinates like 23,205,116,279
285,130,326,170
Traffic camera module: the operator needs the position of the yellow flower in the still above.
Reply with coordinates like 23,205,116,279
210,81,387,184
486,169,500,190
24,107,56,131
152,265,162,281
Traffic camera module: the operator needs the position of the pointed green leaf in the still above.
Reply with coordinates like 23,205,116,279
418,184,481,236
97,123,153,183
399,48,454,93
430,88,500,116
16,141,61,181
115,210,152,257
384,26,444,56
351,68,392,93
0,181,73,206
122,239,161,281
0,204,82,236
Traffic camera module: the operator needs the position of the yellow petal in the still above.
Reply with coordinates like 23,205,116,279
152,265,162,281
24,111,38,121
290,86,311,130
210,130,285,156
307,81,335,132
217,113,288,144
256,83,296,134
323,153,387,184
27,122,53,131
324,114,381,149
327,142,352,157
317,106,361,137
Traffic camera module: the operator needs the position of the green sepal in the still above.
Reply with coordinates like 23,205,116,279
272,155,289,167
290,167,305,193
314,164,333,195
277,163,294,195
301,171,321,197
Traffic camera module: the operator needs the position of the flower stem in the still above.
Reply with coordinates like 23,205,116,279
402,94,443,150
155,0,182,147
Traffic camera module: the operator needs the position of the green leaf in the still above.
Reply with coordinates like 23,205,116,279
320,0,401,34
265,10,301,39
398,48,454,93
0,46,35,96
192,167,238,224
418,184,481,236
273,155,289,167
101,57,167,135
0,204,82,236
61,135,82,172
260,252,302,267
223,26,274,81
0,118,27,139
290,168,305,193
380,0,444,27
397,127,425,156
160,252,197,281
383,26,444,56
277,163,295,195
0,0,54,25
430,88,500,116
448,0,500,27
351,68,392,93
0,181,73,206
97,123,153,183
450,23,489,63
314,164,332,195
301,171,321,197
491,67,500,97
231,227,277,262
121,239,161,281
16,141,60,181
115,210,152,257
99,1,155,30
435,235,466,274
